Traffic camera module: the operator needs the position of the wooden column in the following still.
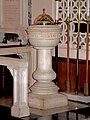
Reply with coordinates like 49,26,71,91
75,0,81,95
55,0,59,85
84,17,90,96
66,17,71,93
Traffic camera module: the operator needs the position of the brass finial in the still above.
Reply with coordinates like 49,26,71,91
34,8,54,25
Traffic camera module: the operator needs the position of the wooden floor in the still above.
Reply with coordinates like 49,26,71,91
0,96,12,107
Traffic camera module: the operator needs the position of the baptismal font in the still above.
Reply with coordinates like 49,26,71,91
28,9,68,111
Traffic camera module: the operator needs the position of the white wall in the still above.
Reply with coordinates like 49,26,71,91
31,0,55,23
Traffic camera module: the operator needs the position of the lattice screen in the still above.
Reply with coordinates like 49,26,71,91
58,0,90,48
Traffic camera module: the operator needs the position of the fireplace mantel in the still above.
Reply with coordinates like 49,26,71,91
0,46,31,55
0,45,36,117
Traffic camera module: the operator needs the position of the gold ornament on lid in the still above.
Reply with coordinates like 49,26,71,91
34,9,54,25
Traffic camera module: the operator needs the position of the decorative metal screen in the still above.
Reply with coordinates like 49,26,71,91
58,0,89,49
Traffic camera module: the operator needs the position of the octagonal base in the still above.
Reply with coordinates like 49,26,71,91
29,93,68,110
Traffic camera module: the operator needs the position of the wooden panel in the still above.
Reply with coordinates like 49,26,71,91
69,62,76,92
58,60,66,91
52,57,90,95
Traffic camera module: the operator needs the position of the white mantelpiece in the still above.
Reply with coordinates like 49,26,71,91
0,56,29,117
0,46,35,117
28,25,68,110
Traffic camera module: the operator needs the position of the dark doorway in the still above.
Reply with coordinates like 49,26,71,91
0,65,13,97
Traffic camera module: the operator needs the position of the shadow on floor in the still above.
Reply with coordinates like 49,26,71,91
0,105,22,120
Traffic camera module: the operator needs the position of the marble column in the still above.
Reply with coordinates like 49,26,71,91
11,61,30,117
28,25,68,110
